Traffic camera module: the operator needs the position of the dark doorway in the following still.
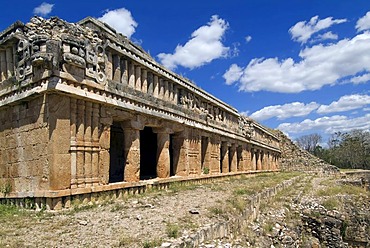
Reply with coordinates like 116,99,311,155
228,146,232,172
237,146,243,171
220,145,223,173
109,122,124,183
201,136,209,170
169,134,175,176
140,127,157,179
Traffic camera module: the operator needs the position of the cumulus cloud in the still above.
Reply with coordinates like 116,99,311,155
278,114,370,135
157,15,229,70
289,15,346,44
356,11,370,32
33,2,54,16
98,8,137,38
224,64,243,85
317,94,370,114
350,73,370,84
249,102,319,121
315,31,338,42
223,31,370,93
245,35,252,43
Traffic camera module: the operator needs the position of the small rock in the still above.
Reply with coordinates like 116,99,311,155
143,203,154,208
79,220,88,226
189,209,200,214
136,214,142,220
161,242,172,247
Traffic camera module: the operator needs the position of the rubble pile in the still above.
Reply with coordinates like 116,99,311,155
274,130,339,173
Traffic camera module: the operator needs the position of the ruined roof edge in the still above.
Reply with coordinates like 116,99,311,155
78,17,239,114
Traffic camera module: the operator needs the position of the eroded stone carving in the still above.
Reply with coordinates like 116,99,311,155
239,115,254,139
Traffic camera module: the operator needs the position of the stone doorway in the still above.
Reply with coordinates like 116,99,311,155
228,146,232,172
169,134,175,176
140,127,157,179
109,122,125,183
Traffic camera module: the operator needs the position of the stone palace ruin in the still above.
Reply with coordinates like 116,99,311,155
0,17,280,209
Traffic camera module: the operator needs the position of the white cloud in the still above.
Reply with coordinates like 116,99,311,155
223,32,370,93
157,15,229,70
245,35,252,43
33,2,54,16
98,8,137,38
223,64,243,85
350,73,370,84
317,94,370,114
278,114,370,135
315,31,338,41
249,102,319,121
356,11,370,32
289,15,346,44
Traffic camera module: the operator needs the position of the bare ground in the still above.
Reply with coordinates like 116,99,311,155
0,172,368,248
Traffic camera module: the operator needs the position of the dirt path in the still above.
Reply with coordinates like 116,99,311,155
0,172,298,247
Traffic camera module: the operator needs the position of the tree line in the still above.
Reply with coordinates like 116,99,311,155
294,130,370,169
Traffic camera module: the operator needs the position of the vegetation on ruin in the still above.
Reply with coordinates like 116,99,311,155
0,181,12,197
295,130,370,169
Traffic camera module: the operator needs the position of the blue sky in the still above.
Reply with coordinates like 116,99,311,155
1,1,370,144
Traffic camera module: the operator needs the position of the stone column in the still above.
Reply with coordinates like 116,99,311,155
135,65,141,90
210,136,221,174
221,141,229,173
6,47,13,78
122,123,141,182
229,144,237,172
147,72,153,94
128,61,135,88
112,54,121,82
243,145,251,171
153,75,159,98
105,50,113,80
164,80,169,101
159,78,165,99
154,128,172,178
187,130,201,175
250,148,257,171
84,102,93,186
276,154,281,170
70,98,77,188
171,131,188,176
120,57,128,85
0,50,7,80
256,150,262,171
169,82,173,102
91,103,100,185
263,151,268,170
99,124,111,185
173,85,178,104
76,99,85,187
141,69,147,93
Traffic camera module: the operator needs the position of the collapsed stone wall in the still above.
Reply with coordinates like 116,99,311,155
274,130,339,173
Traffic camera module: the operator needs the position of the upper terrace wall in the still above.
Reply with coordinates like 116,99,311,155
0,16,279,152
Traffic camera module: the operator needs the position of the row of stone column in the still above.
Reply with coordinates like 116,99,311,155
0,47,14,82
106,52,179,105
70,99,100,188
111,126,280,184
251,148,279,171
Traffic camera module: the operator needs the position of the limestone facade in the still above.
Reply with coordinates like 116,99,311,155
0,17,280,205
